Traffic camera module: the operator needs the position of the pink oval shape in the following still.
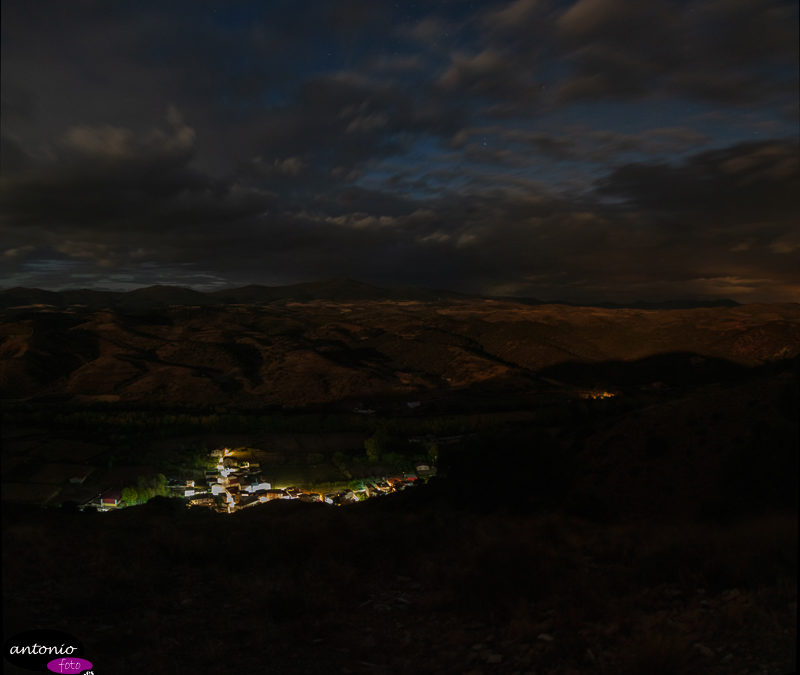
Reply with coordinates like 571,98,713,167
46,657,93,673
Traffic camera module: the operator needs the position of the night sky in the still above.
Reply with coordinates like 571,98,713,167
1,0,798,302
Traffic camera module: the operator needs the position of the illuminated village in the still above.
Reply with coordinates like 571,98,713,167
181,448,433,514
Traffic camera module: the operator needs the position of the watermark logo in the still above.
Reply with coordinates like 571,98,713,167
3,629,89,672
47,657,93,673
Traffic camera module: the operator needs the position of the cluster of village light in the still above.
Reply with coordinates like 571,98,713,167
580,391,616,400
184,447,432,514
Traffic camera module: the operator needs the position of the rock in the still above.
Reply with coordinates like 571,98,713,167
537,633,554,642
486,653,503,664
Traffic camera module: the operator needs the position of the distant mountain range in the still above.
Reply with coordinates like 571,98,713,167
0,279,740,310
0,279,468,310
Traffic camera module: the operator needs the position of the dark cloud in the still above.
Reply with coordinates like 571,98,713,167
597,139,799,221
458,0,799,108
450,126,709,163
437,48,543,105
0,0,797,301
0,109,274,250
553,0,798,105
2,136,798,301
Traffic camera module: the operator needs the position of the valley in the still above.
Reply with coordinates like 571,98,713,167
1,287,797,674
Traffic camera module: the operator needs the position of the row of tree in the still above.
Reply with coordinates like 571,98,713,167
120,474,169,506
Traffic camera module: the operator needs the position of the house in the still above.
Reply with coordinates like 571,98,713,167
341,490,359,504
258,489,288,502
188,495,215,508
100,490,122,509
238,494,259,509
242,476,271,493
415,464,437,478
240,475,257,491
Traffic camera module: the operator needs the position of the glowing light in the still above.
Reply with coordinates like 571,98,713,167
580,391,616,400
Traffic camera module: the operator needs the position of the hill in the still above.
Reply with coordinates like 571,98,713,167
1,296,798,407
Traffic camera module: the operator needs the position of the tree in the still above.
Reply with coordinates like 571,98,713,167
332,451,352,479
364,429,390,463
121,486,139,506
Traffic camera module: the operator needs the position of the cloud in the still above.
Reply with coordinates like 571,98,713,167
59,107,195,163
400,16,448,45
244,70,465,183
552,0,798,104
1,0,797,301
484,0,543,31
596,138,798,218
2,137,798,301
449,125,708,165
0,108,273,240
3,244,35,259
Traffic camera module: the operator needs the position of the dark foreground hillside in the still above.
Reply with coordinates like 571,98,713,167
3,499,796,674
3,366,797,675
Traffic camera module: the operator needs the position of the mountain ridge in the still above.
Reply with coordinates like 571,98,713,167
0,280,745,311
1,296,797,408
